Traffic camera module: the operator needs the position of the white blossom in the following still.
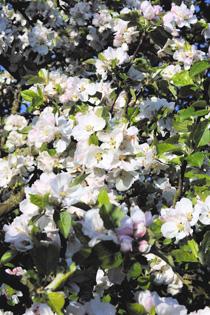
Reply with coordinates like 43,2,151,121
4,115,27,131
195,196,210,225
24,303,55,315
28,21,56,55
72,110,106,141
82,208,117,246
3,214,32,252
95,46,129,79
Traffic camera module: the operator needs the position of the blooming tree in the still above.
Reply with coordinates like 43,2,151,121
0,0,210,314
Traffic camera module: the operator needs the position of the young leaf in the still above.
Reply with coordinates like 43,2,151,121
172,70,194,87
70,173,88,187
100,204,124,229
94,242,123,269
127,303,146,315
0,251,16,265
88,133,99,145
128,262,142,280
21,90,38,102
193,120,210,147
47,292,65,315
189,60,210,77
157,143,182,155
187,152,205,167
200,231,210,267
29,193,49,209
58,211,72,239
171,240,199,263
98,188,110,208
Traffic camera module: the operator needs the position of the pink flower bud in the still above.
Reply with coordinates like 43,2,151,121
134,222,146,238
138,240,150,253
5,267,25,276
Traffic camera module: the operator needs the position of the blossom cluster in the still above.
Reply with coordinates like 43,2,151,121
0,0,209,314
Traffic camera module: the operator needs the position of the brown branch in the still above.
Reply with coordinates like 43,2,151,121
132,31,145,60
11,85,21,114
173,159,187,207
0,188,25,217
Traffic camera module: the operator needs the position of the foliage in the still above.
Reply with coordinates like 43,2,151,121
0,0,209,314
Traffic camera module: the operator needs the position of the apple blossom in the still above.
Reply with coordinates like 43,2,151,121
72,110,106,141
95,46,129,79
3,214,32,252
82,209,118,247
24,303,55,315
4,114,27,132
136,290,187,315
195,196,210,225
140,1,162,20
0,1,209,313
85,295,116,315
189,307,210,315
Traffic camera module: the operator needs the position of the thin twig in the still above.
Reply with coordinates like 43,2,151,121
173,160,187,207
132,31,145,60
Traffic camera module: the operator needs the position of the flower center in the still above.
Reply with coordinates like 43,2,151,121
95,152,103,162
85,124,94,132
187,212,193,221
177,223,184,231
110,137,116,148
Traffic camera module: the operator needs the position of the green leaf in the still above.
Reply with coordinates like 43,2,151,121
185,170,210,182
0,251,16,265
70,174,88,187
173,118,192,132
194,185,210,201
102,294,111,303
46,263,76,291
172,240,199,263
163,238,172,245
178,107,208,121
149,306,156,315
30,193,49,209
21,90,38,102
191,100,207,108
127,107,140,123
100,204,124,229
187,152,205,167
21,88,44,111
47,292,65,315
128,262,142,280
130,88,136,102
200,231,210,266
19,126,32,134
98,52,106,61
149,218,163,240
178,107,195,121
98,188,124,229
157,143,181,155
31,94,44,109
127,303,146,315
193,120,210,147
189,60,210,77
38,69,48,83
98,188,110,208
172,70,194,87
94,242,123,269
57,211,72,239
88,133,99,145
24,75,45,85
137,273,151,290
